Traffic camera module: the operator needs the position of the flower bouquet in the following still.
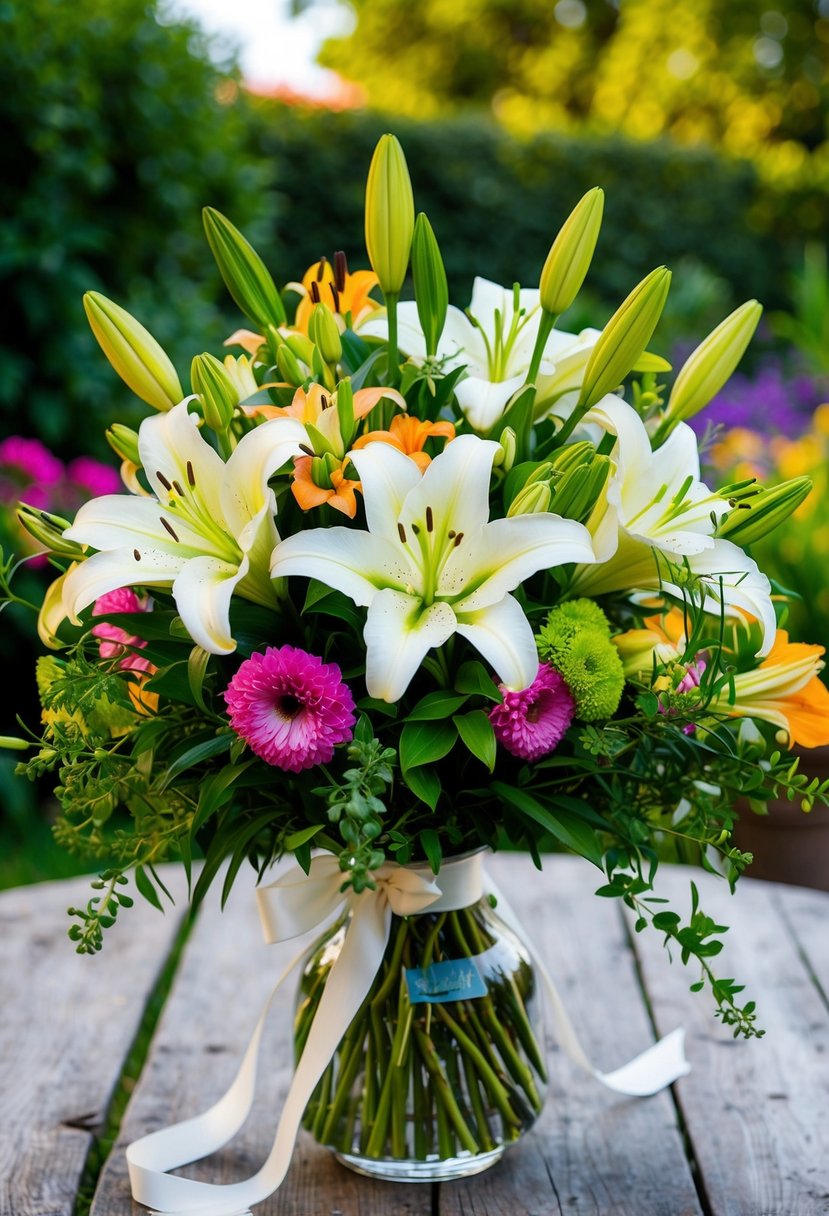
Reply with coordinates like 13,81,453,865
5,134,829,1207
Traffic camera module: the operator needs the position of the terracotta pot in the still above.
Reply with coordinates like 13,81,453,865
733,746,829,891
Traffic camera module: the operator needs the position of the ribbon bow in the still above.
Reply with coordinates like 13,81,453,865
127,854,689,1216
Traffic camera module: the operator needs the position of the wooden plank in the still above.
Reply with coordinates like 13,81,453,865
439,854,703,1216
91,861,432,1215
628,866,829,1216
774,883,829,1008
0,868,187,1216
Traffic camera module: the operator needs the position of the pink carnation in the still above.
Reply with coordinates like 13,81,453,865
67,456,122,498
224,646,356,772
0,436,64,509
92,587,153,673
489,662,575,762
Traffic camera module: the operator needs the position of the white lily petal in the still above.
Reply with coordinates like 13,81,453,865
447,515,595,611
222,417,307,531
361,302,428,364
172,555,246,654
364,589,456,701
348,443,423,544
271,527,419,607
436,306,488,373
468,277,539,335
62,546,185,621
669,539,776,658
454,373,526,432
64,494,210,557
138,400,227,525
400,433,500,545
455,593,539,690
583,393,653,480
235,499,281,607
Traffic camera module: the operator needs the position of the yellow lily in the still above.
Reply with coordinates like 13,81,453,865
291,257,380,334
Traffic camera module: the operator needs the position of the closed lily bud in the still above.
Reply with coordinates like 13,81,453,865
717,476,812,546
550,456,611,522
285,333,315,366
412,212,448,356
106,424,141,466
663,300,762,429
277,344,305,387
549,439,595,473
309,303,343,366
539,187,604,316
495,426,516,471
203,207,286,328
577,267,672,411
16,505,84,558
336,378,355,445
83,292,182,412
191,353,238,431
364,134,415,296
507,481,552,517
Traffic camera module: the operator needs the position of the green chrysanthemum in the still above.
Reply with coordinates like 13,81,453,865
536,600,624,721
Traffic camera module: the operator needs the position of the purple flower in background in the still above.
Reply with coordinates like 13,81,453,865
688,360,824,441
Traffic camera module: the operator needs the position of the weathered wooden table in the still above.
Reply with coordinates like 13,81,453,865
2,854,828,1216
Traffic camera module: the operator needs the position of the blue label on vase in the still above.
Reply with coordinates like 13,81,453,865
404,956,488,1004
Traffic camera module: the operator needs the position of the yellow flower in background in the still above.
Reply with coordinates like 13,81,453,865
709,630,829,749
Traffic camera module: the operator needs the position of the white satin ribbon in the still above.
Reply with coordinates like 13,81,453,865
127,853,689,1216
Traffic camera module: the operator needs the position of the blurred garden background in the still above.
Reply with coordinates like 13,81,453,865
2,0,828,887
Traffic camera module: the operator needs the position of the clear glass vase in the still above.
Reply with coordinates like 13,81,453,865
294,891,546,1182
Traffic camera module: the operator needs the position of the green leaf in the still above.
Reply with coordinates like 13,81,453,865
134,865,163,912
636,691,660,718
400,719,457,772
160,733,233,788
192,759,257,836
492,781,604,867
419,828,442,874
285,824,325,849
407,690,469,721
652,911,681,932
403,765,441,810
453,710,496,772
187,645,211,713
454,660,502,702
302,581,364,632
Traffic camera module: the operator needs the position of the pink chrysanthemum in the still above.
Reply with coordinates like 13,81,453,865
489,662,575,762
92,587,153,673
224,646,356,772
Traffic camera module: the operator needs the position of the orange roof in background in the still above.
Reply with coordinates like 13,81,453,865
245,76,366,111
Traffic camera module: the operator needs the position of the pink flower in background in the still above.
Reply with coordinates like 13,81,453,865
0,436,64,510
489,662,575,761
224,645,356,772
67,457,122,498
92,587,153,674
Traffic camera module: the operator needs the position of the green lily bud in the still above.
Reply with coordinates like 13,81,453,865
277,344,305,387
549,456,611,522
662,300,763,431
364,134,415,296
285,333,315,366
83,292,182,412
539,187,604,316
309,303,343,366
549,439,595,473
577,267,672,411
495,427,516,471
0,736,31,751
190,353,238,431
16,505,84,557
203,207,286,328
507,481,552,517
412,212,448,357
336,378,355,445
717,476,812,546
106,424,141,466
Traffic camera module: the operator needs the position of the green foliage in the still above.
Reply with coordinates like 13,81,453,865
537,600,625,720
0,0,271,455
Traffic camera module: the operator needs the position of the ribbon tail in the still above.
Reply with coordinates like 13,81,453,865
127,895,393,1216
486,875,691,1097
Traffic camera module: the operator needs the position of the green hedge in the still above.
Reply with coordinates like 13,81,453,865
253,105,789,319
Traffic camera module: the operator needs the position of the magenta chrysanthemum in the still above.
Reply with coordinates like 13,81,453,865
67,456,122,498
224,646,356,772
92,587,153,673
489,662,575,762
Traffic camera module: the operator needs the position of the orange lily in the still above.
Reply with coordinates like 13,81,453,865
710,630,829,748
243,383,406,445
292,257,380,334
224,328,267,357
353,415,455,472
291,455,361,519
613,606,687,676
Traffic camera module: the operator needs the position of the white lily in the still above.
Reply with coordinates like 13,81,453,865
567,395,774,654
362,276,600,433
271,434,595,701
61,400,306,653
